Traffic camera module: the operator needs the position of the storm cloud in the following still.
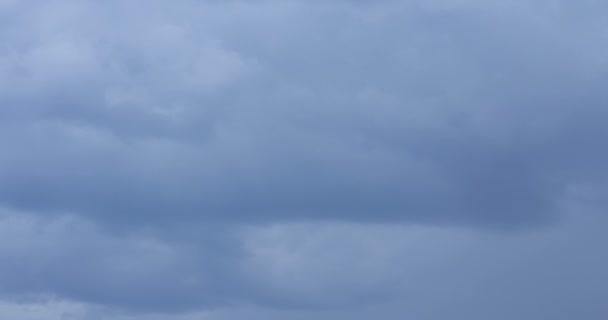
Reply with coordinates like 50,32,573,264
0,0,607,318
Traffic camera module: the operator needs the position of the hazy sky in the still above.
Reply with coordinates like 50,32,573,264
1,0,607,319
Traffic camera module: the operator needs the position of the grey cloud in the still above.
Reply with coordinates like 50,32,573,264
1,0,606,229
1,0,608,316
0,206,459,312
0,209,225,311
1,203,606,319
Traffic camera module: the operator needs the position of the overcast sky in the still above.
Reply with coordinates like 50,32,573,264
1,0,607,319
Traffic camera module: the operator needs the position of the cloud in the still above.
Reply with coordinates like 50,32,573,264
1,200,607,318
1,0,607,317
1,0,606,229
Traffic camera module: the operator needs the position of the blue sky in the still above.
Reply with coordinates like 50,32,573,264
0,0,607,319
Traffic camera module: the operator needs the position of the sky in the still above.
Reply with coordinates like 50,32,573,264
0,0,607,319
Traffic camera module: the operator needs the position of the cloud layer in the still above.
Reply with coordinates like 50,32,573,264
2,0,607,228
1,0,607,318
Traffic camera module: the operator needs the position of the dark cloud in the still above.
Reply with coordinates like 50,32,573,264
1,0,606,229
1,205,607,319
1,0,607,317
